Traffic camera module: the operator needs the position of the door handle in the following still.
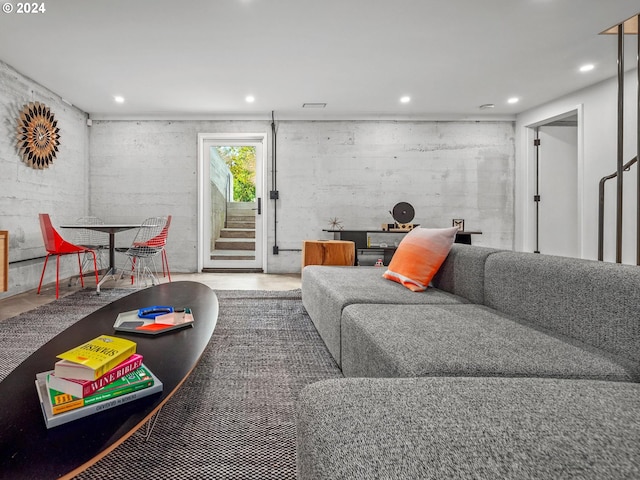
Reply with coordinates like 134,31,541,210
253,197,261,215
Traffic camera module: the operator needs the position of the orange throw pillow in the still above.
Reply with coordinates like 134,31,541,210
383,227,458,291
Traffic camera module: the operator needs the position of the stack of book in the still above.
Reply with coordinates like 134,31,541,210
35,334,163,429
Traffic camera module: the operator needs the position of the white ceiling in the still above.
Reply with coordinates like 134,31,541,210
0,0,638,120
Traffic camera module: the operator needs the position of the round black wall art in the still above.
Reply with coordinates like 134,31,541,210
16,102,61,169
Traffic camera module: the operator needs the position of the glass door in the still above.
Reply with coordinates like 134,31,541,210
199,134,265,271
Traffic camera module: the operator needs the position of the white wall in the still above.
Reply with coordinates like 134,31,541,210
89,120,515,273
0,61,90,298
516,68,639,263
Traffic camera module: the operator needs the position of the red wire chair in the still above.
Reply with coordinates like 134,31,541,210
124,216,169,286
158,215,172,281
132,215,172,282
37,213,99,299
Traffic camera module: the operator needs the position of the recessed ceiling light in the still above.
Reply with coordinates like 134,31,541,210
507,97,519,104
114,96,125,104
245,95,255,103
479,103,495,110
400,96,411,103
579,64,595,72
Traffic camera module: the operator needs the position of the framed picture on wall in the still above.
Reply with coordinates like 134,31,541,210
452,219,465,231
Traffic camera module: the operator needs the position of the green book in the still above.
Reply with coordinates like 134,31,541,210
46,365,154,415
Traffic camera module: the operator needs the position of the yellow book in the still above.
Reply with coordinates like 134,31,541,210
55,335,137,381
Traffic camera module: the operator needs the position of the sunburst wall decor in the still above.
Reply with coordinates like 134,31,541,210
16,102,61,169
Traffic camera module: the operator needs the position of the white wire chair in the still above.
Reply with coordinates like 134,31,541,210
120,216,167,287
70,216,108,285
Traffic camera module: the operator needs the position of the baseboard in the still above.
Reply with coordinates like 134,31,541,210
201,268,264,274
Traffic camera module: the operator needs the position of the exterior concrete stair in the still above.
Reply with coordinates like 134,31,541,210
225,219,256,229
220,228,255,238
211,201,257,260
215,237,255,250
211,250,255,261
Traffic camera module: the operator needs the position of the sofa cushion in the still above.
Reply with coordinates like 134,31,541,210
297,377,640,480
383,227,458,291
484,251,640,364
340,304,639,381
302,266,467,367
431,243,499,304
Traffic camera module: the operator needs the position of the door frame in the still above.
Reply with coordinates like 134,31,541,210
197,132,268,272
522,104,584,257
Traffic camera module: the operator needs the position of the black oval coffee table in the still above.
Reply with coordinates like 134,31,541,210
0,281,218,480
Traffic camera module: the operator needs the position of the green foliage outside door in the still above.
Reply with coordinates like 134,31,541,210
216,146,256,202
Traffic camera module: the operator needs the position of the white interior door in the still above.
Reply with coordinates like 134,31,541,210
198,134,266,271
538,125,579,257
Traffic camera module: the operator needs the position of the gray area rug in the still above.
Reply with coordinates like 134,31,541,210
0,288,132,382
1,288,343,479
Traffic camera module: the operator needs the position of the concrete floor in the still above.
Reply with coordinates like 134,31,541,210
0,272,302,322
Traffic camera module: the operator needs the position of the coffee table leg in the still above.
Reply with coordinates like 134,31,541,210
144,406,163,441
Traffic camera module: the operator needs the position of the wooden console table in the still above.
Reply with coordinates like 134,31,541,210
325,229,482,265
0,231,7,292
302,240,356,268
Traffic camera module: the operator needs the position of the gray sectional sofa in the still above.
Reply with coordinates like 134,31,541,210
297,244,640,479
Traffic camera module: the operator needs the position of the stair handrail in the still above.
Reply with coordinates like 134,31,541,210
598,156,638,260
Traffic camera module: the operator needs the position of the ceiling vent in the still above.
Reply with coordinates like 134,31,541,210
302,103,327,108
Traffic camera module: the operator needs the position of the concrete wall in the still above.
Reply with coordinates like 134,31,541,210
209,148,231,249
88,120,270,272
515,68,638,263
269,120,514,273
89,119,515,273
0,57,516,295
0,61,89,298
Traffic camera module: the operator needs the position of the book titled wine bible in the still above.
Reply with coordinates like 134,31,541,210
47,353,144,398
46,365,155,415
55,335,137,381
